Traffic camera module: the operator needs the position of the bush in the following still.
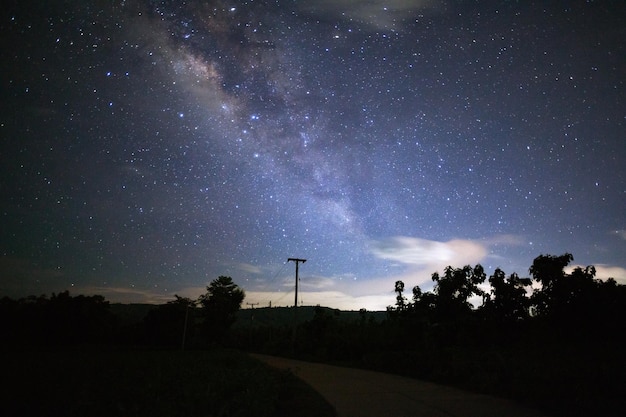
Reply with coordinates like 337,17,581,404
1,348,331,417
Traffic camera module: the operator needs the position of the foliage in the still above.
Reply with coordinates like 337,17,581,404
0,291,116,346
3,255,625,416
198,276,245,343
1,348,333,417
388,264,487,323
142,295,197,347
431,264,487,318
483,268,532,322
236,253,626,417
393,280,407,311
529,252,575,316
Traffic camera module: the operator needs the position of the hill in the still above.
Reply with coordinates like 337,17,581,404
234,306,386,329
108,303,386,327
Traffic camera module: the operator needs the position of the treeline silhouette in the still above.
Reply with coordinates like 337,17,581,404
0,276,244,348
2,254,624,416
0,291,192,347
233,253,626,417
0,291,116,346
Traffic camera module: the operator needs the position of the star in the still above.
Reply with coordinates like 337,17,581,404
1,0,624,309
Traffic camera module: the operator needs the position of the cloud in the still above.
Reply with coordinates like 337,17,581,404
243,290,392,311
300,275,336,290
369,236,488,268
77,286,175,304
566,265,626,286
595,265,626,285
236,263,263,274
243,259,626,311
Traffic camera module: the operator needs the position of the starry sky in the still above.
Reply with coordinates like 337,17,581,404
1,0,625,310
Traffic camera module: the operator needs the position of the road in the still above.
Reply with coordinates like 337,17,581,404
251,354,549,417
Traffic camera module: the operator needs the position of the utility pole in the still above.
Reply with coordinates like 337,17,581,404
246,302,259,309
288,258,306,348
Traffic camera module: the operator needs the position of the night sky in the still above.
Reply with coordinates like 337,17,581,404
2,1,625,310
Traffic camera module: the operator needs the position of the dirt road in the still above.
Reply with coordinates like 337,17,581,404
252,354,548,417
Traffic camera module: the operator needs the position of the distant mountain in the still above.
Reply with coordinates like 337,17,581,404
234,306,386,329
108,303,386,327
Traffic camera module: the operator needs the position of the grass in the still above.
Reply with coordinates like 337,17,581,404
1,347,335,417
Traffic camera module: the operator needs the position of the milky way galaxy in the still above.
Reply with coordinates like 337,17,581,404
1,1,625,309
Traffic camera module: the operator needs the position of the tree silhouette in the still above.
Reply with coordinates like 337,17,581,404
0,291,115,346
431,264,486,319
198,276,245,343
483,268,532,323
394,280,407,312
142,295,196,347
528,253,573,316
409,284,437,318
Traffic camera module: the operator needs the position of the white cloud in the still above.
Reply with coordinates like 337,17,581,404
244,290,392,311
300,275,337,290
75,235,626,312
78,286,176,304
595,265,626,284
236,263,263,274
369,236,488,269
566,265,626,285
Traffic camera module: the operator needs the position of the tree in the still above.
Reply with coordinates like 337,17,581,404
0,291,115,346
410,285,437,318
198,276,245,343
529,253,573,288
394,280,407,312
483,268,532,322
431,264,486,319
142,295,196,347
528,253,626,344
529,253,574,317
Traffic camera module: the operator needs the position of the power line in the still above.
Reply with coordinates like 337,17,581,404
266,261,290,306
273,290,291,306
268,261,288,284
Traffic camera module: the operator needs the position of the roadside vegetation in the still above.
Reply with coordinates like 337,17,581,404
1,348,333,417
2,253,624,416
234,253,626,417
0,276,334,417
